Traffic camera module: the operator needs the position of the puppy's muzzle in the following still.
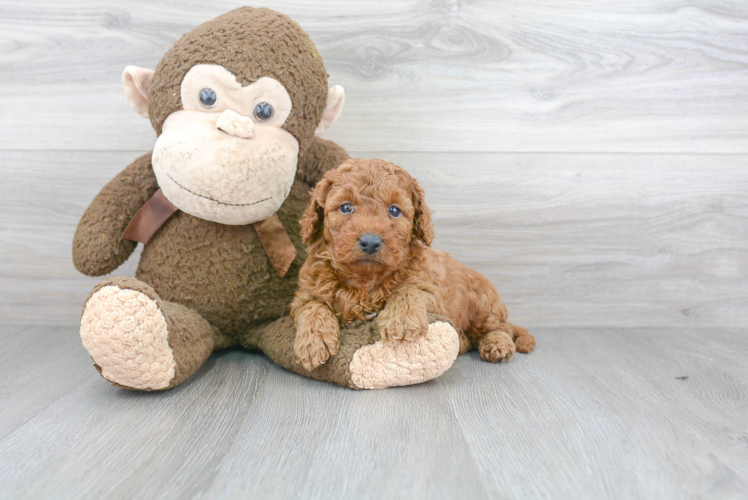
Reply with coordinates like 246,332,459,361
358,233,382,255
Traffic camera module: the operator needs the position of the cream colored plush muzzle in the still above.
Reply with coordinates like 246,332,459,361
152,109,299,225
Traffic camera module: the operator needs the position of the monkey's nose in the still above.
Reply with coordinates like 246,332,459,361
216,109,254,139
358,233,382,255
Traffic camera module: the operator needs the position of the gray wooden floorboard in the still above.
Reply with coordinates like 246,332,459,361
0,325,92,441
203,368,489,500
1,0,747,152
0,338,271,499
440,329,748,499
0,326,746,500
2,150,746,328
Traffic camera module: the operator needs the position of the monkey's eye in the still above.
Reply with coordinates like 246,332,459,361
253,102,274,121
339,203,353,214
388,205,402,218
199,88,217,108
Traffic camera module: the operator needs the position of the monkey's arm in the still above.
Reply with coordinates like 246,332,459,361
296,136,350,186
72,152,159,276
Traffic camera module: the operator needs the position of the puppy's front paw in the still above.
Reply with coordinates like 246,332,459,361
479,331,516,363
294,320,340,371
378,307,429,342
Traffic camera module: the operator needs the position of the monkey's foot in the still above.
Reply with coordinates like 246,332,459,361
348,321,460,389
80,279,176,390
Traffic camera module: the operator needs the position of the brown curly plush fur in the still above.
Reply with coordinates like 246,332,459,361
72,6,365,390
148,7,328,155
291,159,535,370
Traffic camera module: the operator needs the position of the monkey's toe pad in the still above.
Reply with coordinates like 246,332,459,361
80,285,175,390
348,321,459,389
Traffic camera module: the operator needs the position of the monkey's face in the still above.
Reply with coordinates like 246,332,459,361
152,64,299,225
122,8,346,225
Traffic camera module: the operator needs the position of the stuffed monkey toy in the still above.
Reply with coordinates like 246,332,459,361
73,7,460,390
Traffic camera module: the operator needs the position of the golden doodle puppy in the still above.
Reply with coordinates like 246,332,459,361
291,158,535,371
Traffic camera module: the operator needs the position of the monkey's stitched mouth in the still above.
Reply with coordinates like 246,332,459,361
167,174,271,207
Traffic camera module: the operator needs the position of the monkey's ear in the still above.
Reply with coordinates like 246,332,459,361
314,86,345,135
300,178,333,244
122,66,155,119
411,178,435,247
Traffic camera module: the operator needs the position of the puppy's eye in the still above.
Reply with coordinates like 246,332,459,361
339,203,353,214
253,102,274,121
388,205,402,218
199,88,217,108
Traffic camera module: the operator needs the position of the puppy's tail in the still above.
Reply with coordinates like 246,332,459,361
506,322,536,353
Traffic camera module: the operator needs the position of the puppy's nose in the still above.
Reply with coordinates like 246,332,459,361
358,233,382,255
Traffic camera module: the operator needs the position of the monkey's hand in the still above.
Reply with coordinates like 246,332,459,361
72,152,159,276
293,302,340,371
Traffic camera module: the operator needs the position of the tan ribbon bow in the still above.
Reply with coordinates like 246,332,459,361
120,189,297,278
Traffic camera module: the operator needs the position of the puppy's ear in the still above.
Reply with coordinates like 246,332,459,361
410,177,434,246
300,177,333,245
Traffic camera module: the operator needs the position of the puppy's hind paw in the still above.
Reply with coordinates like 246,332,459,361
479,331,516,363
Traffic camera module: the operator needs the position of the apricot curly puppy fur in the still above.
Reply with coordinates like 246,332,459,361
291,158,535,370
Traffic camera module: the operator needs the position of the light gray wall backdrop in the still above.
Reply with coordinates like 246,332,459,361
1,0,747,327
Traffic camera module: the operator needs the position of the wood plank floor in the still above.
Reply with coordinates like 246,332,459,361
0,325,746,499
